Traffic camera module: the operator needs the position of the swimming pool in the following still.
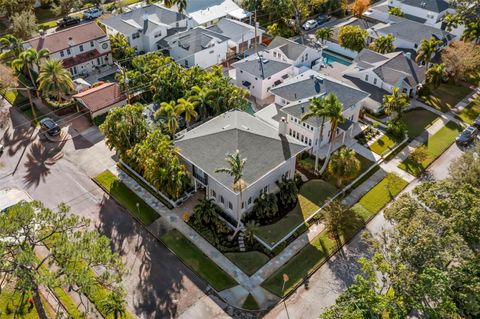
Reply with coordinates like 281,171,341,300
322,51,353,66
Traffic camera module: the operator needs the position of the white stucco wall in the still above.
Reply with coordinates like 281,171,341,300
169,40,228,68
235,65,294,100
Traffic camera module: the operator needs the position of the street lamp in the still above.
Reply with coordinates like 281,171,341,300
282,273,291,319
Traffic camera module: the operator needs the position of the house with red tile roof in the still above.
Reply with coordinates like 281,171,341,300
24,22,113,78
73,82,126,118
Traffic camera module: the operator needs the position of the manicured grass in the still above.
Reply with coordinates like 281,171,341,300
242,294,259,310
255,180,337,246
422,82,472,112
369,134,399,156
160,229,237,291
398,122,462,176
261,174,408,297
0,284,56,319
225,251,270,276
37,20,58,31
349,164,380,190
94,170,159,225
456,97,480,125
403,108,440,139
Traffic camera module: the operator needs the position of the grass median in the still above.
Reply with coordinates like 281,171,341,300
161,229,237,291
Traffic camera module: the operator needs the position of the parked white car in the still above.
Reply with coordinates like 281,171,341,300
84,7,103,20
302,19,318,30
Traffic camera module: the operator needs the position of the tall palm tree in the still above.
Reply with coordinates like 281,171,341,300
101,289,126,319
37,59,73,102
383,87,409,121
315,27,333,44
426,63,447,88
189,85,214,120
416,38,442,68
193,199,218,225
369,34,395,54
176,97,198,128
215,150,247,237
301,96,329,172
461,19,480,44
318,93,345,175
0,34,23,61
328,147,361,186
155,100,181,137
163,0,187,13
12,48,49,97
244,220,259,245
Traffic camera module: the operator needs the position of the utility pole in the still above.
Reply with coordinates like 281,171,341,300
254,0,258,54
114,62,130,103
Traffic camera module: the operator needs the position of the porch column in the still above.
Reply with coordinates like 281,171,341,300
194,179,197,192
342,130,346,144
349,126,354,138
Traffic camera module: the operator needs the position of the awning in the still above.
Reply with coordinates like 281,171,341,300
227,8,252,20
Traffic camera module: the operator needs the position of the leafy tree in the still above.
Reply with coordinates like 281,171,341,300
441,41,480,82
109,33,136,61
10,10,37,40
253,191,278,221
301,96,329,172
338,25,368,52
188,85,215,120
37,59,73,101
352,0,370,17
176,97,198,128
328,147,361,187
215,150,247,235
388,7,404,16
163,0,187,13
416,37,442,68
322,200,360,245
12,48,50,96
0,62,17,92
155,100,181,137
244,220,259,245
0,201,126,318
0,0,36,16
277,175,298,207
369,34,395,54
315,27,333,44
426,63,447,88
193,199,218,226
448,142,480,188
410,145,429,166
267,23,280,37
52,0,83,15
462,19,480,44
100,287,127,319
100,103,149,159
0,34,23,61
383,87,409,121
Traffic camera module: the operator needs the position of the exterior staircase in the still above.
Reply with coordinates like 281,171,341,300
238,231,246,252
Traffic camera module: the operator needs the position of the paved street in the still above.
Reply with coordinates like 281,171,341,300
0,105,228,319
264,143,464,319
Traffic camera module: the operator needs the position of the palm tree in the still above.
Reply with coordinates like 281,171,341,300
215,150,247,237
109,33,136,61
101,288,126,319
426,63,447,88
163,0,187,13
317,93,345,175
416,38,442,68
383,87,409,121
189,86,214,120
12,48,49,97
193,199,218,225
328,147,361,186
155,100,181,137
176,97,198,128
0,34,23,61
301,96,329,172
369,34,395,54
461,20,480,44
315,27,333,44
37,59,73,102
243,220,259,245
388,7,404,17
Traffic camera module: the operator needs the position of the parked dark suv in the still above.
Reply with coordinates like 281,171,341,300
57,16,81,29
40,118,61,136
456,126,478,146
473,115,480,129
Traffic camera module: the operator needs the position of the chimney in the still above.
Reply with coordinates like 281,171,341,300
143,13,148,33
67,36,75,47
278,117,287,136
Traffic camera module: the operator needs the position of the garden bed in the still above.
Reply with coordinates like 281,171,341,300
368,133,400,156
398,121,462,176
160,229,237,291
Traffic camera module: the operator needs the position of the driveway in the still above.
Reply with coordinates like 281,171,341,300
0,105,228,318
264,143,464,319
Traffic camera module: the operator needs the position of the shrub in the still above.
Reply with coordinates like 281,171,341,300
417,84,431,97
386,119,407,139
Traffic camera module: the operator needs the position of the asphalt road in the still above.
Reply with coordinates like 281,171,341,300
0,105,227,319
264,143,464,319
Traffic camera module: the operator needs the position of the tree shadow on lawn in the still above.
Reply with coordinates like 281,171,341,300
96,196,212,319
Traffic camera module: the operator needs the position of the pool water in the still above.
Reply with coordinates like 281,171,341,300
322,51,353,66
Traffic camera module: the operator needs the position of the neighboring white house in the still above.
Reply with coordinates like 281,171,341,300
175,110,306,223
101,4,189,53
232,56,295,104
207,18,263,58
24,22,113,77
256,70,370,156
159,27,230,68
263,36,323,68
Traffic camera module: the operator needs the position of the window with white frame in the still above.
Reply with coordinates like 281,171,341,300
212,189,216,198
365,74,369,81
228,202,233,210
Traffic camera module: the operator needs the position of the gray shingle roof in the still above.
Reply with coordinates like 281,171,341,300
233,58,291,79
266,36,308,60
175,110,306,189
101,4,186,34
207,18,255,42
163,27,230,54
397,0,450,13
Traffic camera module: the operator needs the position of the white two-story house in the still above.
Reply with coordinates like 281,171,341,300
263,36,323,68
101,4,189,53
175,110,306,224
24,22,113,77
159,27,230,68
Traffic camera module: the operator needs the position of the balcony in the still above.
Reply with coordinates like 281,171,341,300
192,166,208,186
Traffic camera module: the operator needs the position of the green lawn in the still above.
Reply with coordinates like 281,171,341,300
0,284,56,319
261,174,408,297
37,20,58,31
34,7,61,22
403,108,440,139
242,294,260,310
94,170,159,225
2,90,29,106
225,251,270,276
255,180,337,246
456,97,480,125
398,122,462,176
160,229,237,291
369,134,399,156
422,82,472,112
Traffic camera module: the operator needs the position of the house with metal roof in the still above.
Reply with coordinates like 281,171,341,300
101,4,189,53
263,36,323,68
175,110,306,222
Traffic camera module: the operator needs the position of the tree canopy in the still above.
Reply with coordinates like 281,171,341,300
338,25,368,52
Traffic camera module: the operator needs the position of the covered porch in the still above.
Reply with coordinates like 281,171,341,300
315,120,362,159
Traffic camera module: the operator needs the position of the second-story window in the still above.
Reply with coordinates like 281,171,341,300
90,41,94,47
66,48,71,55
79,44,84,52
365,74,369,81
60,50,64,57
132,32,140,39
373,78,377,85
